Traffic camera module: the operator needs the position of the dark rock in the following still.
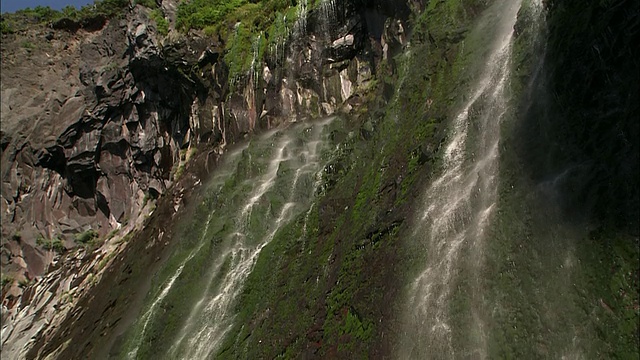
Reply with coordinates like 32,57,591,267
52,18,81,32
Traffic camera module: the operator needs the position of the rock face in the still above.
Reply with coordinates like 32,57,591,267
1,0,411,357
1,8,202,281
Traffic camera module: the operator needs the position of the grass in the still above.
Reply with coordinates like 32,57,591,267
21,41,36,49
174,0,298,83
18,278,33,288
173,147,198,181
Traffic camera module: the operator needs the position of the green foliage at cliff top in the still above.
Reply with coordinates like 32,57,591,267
0,0,156,34
174,0,299,85
175,0,293,33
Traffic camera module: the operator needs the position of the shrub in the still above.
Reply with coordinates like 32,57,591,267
134,0,158,8
37,235,66,253
21,41,35,49
1,0,130,33
175,0,248,32
0,20,14,34
150,8,169,36
49,238,66,253
75,229,99,245
1,275,13,288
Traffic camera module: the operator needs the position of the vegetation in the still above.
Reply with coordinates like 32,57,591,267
75,229,99,246
36,234,66,253
175,0,249,32
0,0,129,33
174,0,298,81
173,147,198,181
484,0,639,357
21,41,35,49
1,275,14,288
213,0,493,357
18,278,33,288
133,0,158,9
149,8,169,36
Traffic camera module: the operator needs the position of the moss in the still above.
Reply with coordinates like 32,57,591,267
213,2,494,357
175,0,298,89
483,0,639,357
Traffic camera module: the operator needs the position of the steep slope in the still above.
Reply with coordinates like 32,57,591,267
485,0,639,357
2,0,412,358
1,0,637,358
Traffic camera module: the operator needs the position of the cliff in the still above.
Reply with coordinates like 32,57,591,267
1,0,410,357
1,0,637,358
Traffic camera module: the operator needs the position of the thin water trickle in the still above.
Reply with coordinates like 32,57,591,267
400,1,522,358
296,0,308,34
127,216,214,360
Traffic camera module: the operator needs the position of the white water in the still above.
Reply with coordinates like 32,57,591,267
125,118,335,359
240,138,292,219
296,0,309,34
318,0,338,36
127,217,213,359
400,1,522,358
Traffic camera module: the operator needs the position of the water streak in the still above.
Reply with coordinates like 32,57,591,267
400,1,522,358
127,117,336,359
127,216,213,359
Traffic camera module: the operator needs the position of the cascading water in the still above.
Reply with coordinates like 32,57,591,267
120,117,337,359
296,0,309,35
400,0,522,358
318,0,339,36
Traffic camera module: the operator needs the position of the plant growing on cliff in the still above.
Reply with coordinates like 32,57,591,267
36,234,66,253
175,0,248,32
75,229,99,246
18,278,32,288
0,20,14,34
1,0,130,33
21,41,36,49
134,0,158,9
174,0,296,82
150,9,169,36
1,275,14,288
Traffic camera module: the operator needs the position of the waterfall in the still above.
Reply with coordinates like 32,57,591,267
296,0,309,35
120,117,337,359
400,0,522,358
318,0,338,36
250,33,263,88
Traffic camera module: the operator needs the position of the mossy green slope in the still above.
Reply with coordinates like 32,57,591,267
485,0,638,357
218,0,491,357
